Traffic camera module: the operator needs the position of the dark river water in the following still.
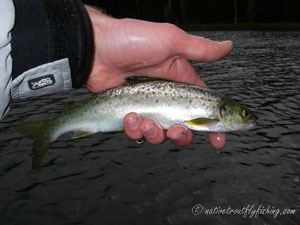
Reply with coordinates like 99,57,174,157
0,31,299,225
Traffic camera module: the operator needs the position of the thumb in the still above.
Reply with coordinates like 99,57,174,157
177,35,233,62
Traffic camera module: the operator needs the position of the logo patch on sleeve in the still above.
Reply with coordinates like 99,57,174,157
28,74,56,90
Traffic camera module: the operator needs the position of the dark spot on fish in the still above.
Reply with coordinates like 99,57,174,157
156,99,159,103
146,95,149,98
152,91,156,95
189,99,192,104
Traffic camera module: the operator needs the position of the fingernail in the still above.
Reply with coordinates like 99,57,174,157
141,122,157,138
175,132,186,143
127,116,139,130
171,131,186,143
219,40,232,45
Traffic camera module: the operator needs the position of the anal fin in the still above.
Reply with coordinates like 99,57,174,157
72,130,95,139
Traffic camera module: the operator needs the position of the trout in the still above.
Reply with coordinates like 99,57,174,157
17,80,256,169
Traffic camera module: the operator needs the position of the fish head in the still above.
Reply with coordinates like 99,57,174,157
218,98,257,131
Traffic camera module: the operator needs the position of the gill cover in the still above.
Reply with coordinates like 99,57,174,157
219,98,256,131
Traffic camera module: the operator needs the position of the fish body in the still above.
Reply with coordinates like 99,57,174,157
17,80,256,169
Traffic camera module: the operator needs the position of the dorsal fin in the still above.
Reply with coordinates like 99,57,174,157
62,102,76,112
124,76,172,85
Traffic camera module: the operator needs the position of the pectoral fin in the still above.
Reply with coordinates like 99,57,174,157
72,130,95,139
184,118,219,127
117,127,124,131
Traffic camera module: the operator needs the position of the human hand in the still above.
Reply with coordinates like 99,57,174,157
85,6,233,149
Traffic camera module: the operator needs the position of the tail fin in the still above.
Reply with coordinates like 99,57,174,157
16,120,52,170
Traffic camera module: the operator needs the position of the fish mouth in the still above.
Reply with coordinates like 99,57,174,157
241,122,256,130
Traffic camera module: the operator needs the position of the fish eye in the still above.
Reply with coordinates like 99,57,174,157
242,109,250,118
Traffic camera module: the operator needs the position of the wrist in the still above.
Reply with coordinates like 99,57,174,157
85,5,118,51
84,5,116,92
85,5,111,35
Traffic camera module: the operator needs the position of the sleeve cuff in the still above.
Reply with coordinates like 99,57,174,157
11,0,93,90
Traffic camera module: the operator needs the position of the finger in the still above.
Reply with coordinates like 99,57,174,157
166,125,194,147
178,35,233,63
139,119,165,144
123,112,143,140
208,132,226,150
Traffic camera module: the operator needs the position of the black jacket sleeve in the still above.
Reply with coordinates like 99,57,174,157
11,0,93,90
